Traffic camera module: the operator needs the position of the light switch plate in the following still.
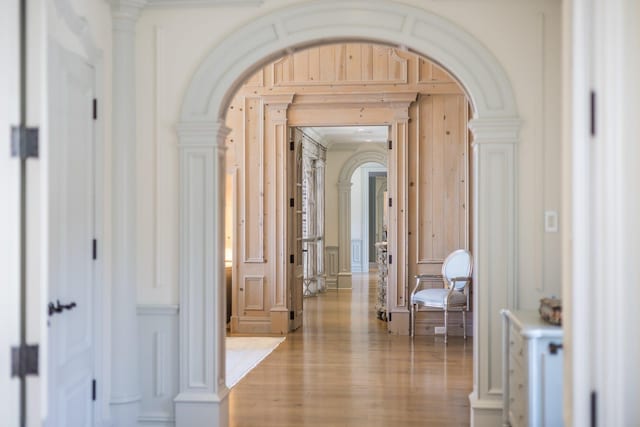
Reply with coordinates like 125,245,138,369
545,211,558,232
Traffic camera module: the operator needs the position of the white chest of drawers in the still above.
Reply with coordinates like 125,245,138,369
502,310,564,427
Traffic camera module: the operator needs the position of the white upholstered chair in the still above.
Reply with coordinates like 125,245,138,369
410,249,473,343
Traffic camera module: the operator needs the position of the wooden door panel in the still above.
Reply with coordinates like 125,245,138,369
409,94,469,278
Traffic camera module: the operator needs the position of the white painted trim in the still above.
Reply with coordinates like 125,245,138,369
52,0,102,62
175,120,230,426
563,3,593,426
179,1,517,122
137,305,180,316
355,163,387,273
146,0,263,8
176,3,521,425
138,414,175,424
338,149,388,280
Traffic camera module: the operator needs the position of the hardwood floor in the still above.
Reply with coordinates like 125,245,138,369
228,273,473,426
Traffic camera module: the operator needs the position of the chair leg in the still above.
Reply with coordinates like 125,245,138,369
462,309,467,340
410,304,415,337
444,308,448,344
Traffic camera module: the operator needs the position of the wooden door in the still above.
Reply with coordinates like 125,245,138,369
47,44,96,427
288,128,304,330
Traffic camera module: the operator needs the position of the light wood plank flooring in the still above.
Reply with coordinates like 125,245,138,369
228,273,473,426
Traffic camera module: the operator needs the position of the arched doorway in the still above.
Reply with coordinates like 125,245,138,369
337,149,387,284
175,1,520,425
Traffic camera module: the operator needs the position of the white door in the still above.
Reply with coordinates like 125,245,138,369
47,43,96,427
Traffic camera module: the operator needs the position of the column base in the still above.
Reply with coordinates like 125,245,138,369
469,392,503,427
175,391,229,427
110,395,141,427
387,311,410,335
337,272,352,289
270,309,288,335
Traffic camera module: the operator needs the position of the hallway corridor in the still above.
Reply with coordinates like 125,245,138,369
228,273,473,426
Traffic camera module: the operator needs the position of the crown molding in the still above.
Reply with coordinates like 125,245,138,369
145,0,263,8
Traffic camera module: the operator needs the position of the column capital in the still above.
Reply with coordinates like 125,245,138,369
468,117,522,145
337,180,352,191
110,0,147,30
389,102,413,121
262,93,294,107
263,94,294,122
177,120,231,150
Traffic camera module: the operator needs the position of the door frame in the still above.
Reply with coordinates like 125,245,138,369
175,1,521,424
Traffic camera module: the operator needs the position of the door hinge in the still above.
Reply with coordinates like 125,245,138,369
11,344,39,378
92,239,97,260
289,311,294,320
289,198,294,207
388,198,392,207
92,379,97,401
388,254,392,265
388,313,392,322
591,391,597,427
289,140,294,151
289,254,294,264
11,125,39,159
93,98,98,120
590,91,596,136
388,140,392,150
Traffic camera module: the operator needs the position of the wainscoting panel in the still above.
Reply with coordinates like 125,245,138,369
351,239,363,273
137,305,179,426
325,246,339,288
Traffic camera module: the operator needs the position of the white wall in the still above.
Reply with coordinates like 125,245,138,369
130,1,562,424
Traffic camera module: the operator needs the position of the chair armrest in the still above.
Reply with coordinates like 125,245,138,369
411,274,443,297
447,276,472,292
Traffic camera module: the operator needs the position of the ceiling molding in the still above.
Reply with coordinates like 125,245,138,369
145,0,263,8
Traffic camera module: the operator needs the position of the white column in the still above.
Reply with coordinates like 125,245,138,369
467,117,520,421
337,181,352,289
175,121,230,427
315,156,326,292
109,1,145,425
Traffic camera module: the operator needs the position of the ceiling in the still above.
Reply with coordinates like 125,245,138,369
302,126,388,148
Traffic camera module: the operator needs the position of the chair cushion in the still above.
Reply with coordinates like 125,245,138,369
411,288,467,308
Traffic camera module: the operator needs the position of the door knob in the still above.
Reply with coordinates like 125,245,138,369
48,300,77,316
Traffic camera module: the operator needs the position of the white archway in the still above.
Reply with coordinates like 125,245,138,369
337,150,388,286
175,1,520,425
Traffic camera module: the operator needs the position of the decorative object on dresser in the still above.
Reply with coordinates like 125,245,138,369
410,249,473,343
539,297,562,325
502,310,564,427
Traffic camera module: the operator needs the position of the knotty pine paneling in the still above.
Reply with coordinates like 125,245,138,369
241,275,266,312
243,96,265,262
411,94,468,270
273,43,410,86
226,42,469,335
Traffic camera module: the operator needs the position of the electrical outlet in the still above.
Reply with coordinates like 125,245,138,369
434,326,445,334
